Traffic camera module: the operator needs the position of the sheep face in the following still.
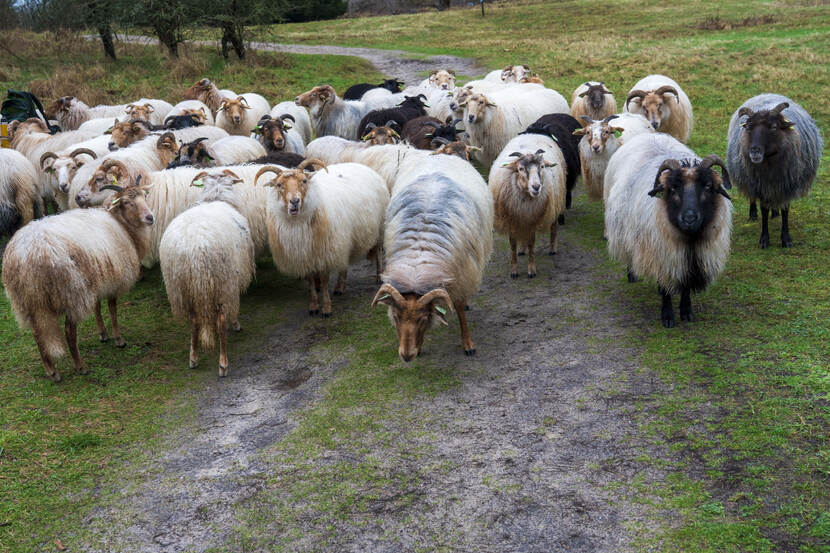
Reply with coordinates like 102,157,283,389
44,96,74,121
579,83,612,110
183,78,212,101
381,79,404,93
428,70,456,90
106,178,155,228
108,119,152,150
255,159,328,216
125,103,155,120
8,118,49,147
41,149,98,193
501,64,531,83
181,108,209,125
505,150,557,198
626,86,679,131
155,132,180,167
80,160,133,208
432,141,478,161
650,156,732,235
574,115,622,154
295,85,336,118
219,97,251,127
449,87,473,116
464,94,496,125
738,103,795,164
172,137,213,167
254,115,296,151
372,285,454,362
362,125,400,145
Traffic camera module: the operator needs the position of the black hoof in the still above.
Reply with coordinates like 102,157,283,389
627,271,638,283
548,251,556,256
333,290,344,296
464,349,476,356
661,317,675,328
680,311,694,322
116,342,127,349
527,272,536,279
510,272,519,279
782,238,793,248
309,309,319,316
517,251,526,256
99,334,108,343
760,236,770,249
558,214,565,225
322,312,332,318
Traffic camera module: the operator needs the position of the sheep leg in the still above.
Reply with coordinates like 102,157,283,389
780,207,792,248
566,187,573,209
455,298,475,356
659,287,675,328
509,236,519,279
369,245,382,283
217,312,228,377
307,275,320,315
627,268,638,283
231,320,242,332
65,317,87,374
549,221,559,255
108,298,126,347
749,200,758,221
760,205,770,249
32,326,61,382
94,300,108,342
527,234,537,278
679,288,694,322
557,213,565,225
334,270,347,295
319,272,332,318
189,316,199,369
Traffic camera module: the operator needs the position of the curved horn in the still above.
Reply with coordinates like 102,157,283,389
738,107,754,119
156,132,176,149
69,148,98,160
579,115,595,125
384,120,398,129
770,102,789,115
39,151,58,169
602,114,620,123
238,96,250,108
190,137,209,146
423,121,442,129
279,113,296,123
254,165,283,186
100,159,130,174
99,184,124,193
654,85,679,102
190,171,209,186
699,154,732,192
431,136,450,146
297,158,328,173
371,283,405,308
625,89,647,109
508,151,524,158
417,289,455,313
650,159,681,196
365,122,376,130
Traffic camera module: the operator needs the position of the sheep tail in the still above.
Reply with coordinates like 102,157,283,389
30,310,66,360
194,303,223,350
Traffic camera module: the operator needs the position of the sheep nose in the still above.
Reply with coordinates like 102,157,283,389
531,184,541,192
294,97,300,105
59,183,70,193
399,351,416,362
468,115,474,123
593,144,601,152
682,210,700,224
144,214,155,225
290,198,300,206
651,121,660,130
108,142,118,151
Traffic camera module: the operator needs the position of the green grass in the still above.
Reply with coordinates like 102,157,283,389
2,1,830,551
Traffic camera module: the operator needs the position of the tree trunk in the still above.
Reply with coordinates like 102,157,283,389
98,23,116,60
155,25,179,58
221,22,245,60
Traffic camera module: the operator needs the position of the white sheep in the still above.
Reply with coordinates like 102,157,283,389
371,153,493,361
305,126,402,167
605,133,733,327
623,74,694,143
269,101,313,145
489,133,566,278
78,117,119,135
119,99,175,126
45,96,127,131
159,170,255,376
295,85,376,141
418,69,457,91
2,177,155,381
183,78,235,115
463,85,570,167
0,149,43,238
215,94,271,136
38,136,109,210
168,100,215,126
570,82,617,122
255,159,389,316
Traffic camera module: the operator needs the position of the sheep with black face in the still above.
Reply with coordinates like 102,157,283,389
726,94,823,248
571,82,617,122
605,133,733,328
252,114,306,155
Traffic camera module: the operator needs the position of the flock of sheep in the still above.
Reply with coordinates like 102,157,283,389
0,64,823,381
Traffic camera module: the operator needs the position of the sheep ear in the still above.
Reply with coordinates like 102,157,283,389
647,184,663,197
191,171,209,187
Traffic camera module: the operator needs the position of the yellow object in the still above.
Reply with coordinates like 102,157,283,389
1,122,9,148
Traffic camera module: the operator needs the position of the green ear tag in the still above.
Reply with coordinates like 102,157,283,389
550,134,558,142
110,197,120,206
192,179,204,187
378,294,390,301
435,305,447,316
613,129,622,138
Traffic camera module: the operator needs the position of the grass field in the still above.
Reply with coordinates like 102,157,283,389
1,1,829,551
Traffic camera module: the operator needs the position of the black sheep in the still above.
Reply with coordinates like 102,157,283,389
356,95,428,139
402,115,464,150
249,151,305,168
343,78,405,101
521,113,582,223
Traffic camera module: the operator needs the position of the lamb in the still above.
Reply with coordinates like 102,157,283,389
2,176,154,381
269,102,313,145
570,113,653,201
183,78,236,115
605,133,733,328
252,114,306,155
255,160,389,317
167,136,266,168
570,82,617,122
295,85,375,140
624,74,694,143
0,149,43,238
463,86,570,167
343,78,405,101
305,126,401,166
489,134,566,278
401,115,464,150
371,154,493,361
168,100,215,126
159,170,255,376
520,113,582,219
356,95,428,138
215,94,271,136
726,94,823,248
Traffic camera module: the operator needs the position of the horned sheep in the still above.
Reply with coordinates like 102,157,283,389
255,160,389,317
624,75,694,143
159,170,255,376
295,85,376,141
570,82,617,122
2,176,154,381
168,100,215,126
269,101,313,145
605,133,733,328
726,94,823,248
183,78,237,115
167,136,266,168
215,94,271,136
0,149,43,238
252,114,306,156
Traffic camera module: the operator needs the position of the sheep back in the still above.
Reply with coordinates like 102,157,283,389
623,74,693,143
270,102,312,145
159,201,255,348
0,149,41,236
726,93,823,208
